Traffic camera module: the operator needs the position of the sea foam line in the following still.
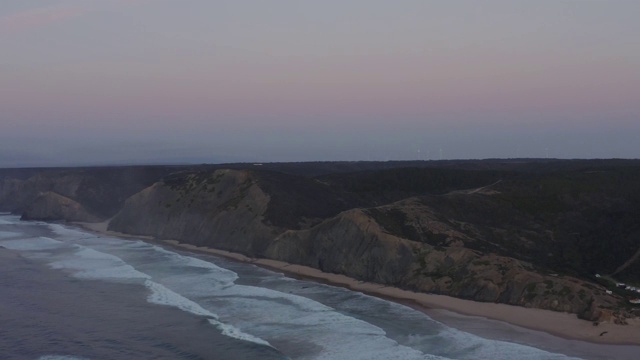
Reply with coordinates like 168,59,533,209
44,242,269,347
16,219,576,359
0,230,22,239
145,279,272,347
0,236,67,251
36,238,271,348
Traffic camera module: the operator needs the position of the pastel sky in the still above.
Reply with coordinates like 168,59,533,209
1,0,639,166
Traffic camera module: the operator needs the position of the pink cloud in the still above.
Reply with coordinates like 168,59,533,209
0,6,85,35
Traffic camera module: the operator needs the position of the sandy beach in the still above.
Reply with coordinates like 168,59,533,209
76,221,640,348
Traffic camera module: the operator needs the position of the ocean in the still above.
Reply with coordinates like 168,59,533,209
0,214,635,360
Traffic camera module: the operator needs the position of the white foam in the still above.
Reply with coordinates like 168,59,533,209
318,287,579,360
224,284,334,313
49,247,150,281
210,320,273,347
23,237,271,348
48,223,94,239
145,280,272,347
146,279,218,318
47,223,240,286
433,327,580,360
185,255,234,271
0,230,21,239
0,236,66,251
151,244,238,272
77,264,151,280
9,219,580,359
0,216,19,225
200,284,446,360
203,275,582,360
74,247,126,261
139,244,239,289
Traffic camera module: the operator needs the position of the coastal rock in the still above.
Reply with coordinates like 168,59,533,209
267,203,622,321
21,191,101,222
267,209,415,284
109,169,277,255
4,161,640,323
0,167,171,218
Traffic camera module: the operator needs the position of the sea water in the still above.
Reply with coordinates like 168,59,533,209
0,214,634,359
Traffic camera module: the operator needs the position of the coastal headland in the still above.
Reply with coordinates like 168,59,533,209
74,220,640,346
2,159,640,346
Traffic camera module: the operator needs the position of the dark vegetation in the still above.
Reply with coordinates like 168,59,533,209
241,160,640,283
72,167,177,217
319,167,508,205
252,170,363,229
368,165,640,282
494,167,640,281
3,159,640,284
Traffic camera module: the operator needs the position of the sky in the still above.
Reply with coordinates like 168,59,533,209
1,0,639,167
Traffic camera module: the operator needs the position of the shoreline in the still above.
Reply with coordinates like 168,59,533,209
74,221,640,347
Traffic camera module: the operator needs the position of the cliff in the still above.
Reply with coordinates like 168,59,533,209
109,169,276,255
2,160,640,323
266,200,623,322
21,191,101,222
0,166,176,220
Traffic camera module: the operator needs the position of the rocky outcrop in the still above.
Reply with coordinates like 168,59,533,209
21,191,101,222
267,209,414,284
266,206,622,321
0,172,84,214
4,161,640,323
0,166,175,219
109,169,277,255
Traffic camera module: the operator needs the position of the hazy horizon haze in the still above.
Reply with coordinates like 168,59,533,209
1,1,639,167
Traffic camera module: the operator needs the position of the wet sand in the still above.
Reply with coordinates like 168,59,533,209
76,220,640,349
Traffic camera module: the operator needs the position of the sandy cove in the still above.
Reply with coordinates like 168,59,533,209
75,221,640,347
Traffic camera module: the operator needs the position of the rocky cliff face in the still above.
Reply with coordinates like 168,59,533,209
266,203,623,322
0,172,85,214
268,209,414,284
21,191,101,222
0,166,174,220
4,161,640,323
109,169,277,255
105,167,633,322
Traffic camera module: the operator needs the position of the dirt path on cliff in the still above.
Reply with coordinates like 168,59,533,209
612,246,640,276
446,179,503,195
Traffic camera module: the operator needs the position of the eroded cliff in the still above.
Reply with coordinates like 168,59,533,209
0,166,175,220
4,161,640,323
266,203,623,322
21,191,101,222
109,169,277,255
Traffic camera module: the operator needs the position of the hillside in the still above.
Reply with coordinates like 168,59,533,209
2,159,640,323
